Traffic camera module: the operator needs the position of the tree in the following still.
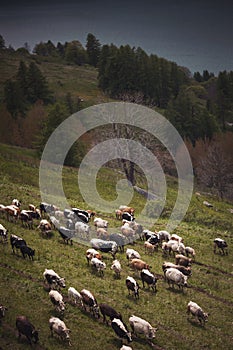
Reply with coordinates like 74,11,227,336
56,42,65,58
0,34,5,49
33,41,49,56
17,60,28,97
98,44,118,92
165,87,218,146
194,70,214,82
147,54,160,105
33,40,57,56
98,44,138,97
64,138,86,167
3,80,26,117
216,71,232,130
203,70,214,81
16,47,30,55
97,44,187,106
65,41,87,65
92,92,159,186
4,61,52,117
134,47,150,98
45,40,57,56
194,71,203,82
26,62,52,104
39,103,68,144
196,144,233,199
86,33,101,67
37,102,86,167
170,62,188,99
23,42,30,53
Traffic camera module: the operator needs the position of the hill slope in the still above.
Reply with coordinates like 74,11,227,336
0,50,105,103
0,143,232,350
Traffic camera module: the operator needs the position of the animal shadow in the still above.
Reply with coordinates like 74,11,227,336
187,318,207,329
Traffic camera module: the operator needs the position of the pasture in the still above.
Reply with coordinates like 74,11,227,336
0,49,102,104
0,143,232,350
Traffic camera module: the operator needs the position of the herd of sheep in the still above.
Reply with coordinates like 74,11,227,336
0,199,229,348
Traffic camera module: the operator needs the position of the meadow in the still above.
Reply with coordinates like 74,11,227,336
0,143,232,350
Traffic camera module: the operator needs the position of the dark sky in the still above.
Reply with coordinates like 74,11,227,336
1,0,233,74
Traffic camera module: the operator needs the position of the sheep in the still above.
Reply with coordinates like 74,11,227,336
175,254,192,267
144,241,158,254
187,301,208,325
185,246,196,258
126,248,141,264
94,217,108,229
96,228,108,240
68,287,84,307
111,259,122,278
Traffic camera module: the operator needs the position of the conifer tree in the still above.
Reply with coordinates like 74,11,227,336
216,71,231,129
0,34,6,49
98,44,118,92
86,33,101,67
4,80,26,117
17,60,28,97
26,62,51,103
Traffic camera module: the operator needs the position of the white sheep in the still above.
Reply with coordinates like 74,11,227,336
68,287,83,307
94,217,108,228
111,259,122,277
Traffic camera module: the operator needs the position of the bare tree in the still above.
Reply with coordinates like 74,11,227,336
196,144,233,199
98,92,159,185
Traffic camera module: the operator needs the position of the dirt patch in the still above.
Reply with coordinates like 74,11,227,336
0,262,42,284
191,285,233,306
194,261,233,277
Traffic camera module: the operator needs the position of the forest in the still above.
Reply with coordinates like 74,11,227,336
0,32,232,200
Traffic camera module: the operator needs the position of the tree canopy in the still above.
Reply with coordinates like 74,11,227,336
3,60,52,117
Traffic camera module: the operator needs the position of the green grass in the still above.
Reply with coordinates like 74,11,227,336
0,143,233,350
0,50,106,105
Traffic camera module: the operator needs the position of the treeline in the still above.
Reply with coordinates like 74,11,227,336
4,33,233,137
97,44,233,145
32,33,101,67
98,44,188,107
1,33,233,153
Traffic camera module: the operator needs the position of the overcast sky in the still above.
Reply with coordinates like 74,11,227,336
1,0,233,75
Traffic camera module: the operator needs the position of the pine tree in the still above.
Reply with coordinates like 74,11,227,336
33,41,49,56
147,54,160,105
26,62,51,103
56,42,65,58
4,80,26,117
134,47,149,97
165,89,218,146
216,71,231,130
17,60,28,97
38,102,86,167
65,41,87,65
98,44,118,92
116,45,137,94
194,72,203,82
86,33,101,67
0,34,5,49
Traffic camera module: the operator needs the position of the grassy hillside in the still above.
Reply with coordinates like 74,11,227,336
0,50,114,149
0,143,232,350
0,50,106,105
